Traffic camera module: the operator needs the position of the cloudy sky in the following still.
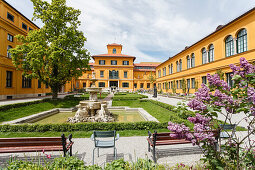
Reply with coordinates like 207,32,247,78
6,0,255,63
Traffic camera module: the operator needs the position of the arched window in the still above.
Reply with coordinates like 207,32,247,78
225,35,234,57
187,56,190,69
113,48,116,54
171,64,173,74
176,61,179,72
202,48,207,64
168,65,170,75
237,28,247,53
7,45,12,58
179,59,182,71
191,53,195,67
208,44,214,62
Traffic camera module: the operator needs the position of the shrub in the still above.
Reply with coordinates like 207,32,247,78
0,122,168,133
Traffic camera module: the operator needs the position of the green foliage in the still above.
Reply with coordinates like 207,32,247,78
181,78,187,94
10,0,90,99
0,122,167,133
148,71,156,84
113,93,148,100
6,157,169,170
215,69,225,80
195,80,199,91
172,81,176,94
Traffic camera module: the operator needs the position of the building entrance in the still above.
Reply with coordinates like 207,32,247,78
109,81,118,87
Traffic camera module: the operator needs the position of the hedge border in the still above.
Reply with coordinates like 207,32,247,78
0,121,168,132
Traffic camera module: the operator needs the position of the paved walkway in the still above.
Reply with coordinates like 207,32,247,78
143,93,249,128
0,94,69,106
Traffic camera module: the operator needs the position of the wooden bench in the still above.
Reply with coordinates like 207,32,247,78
147,130,219,162
0,134,74,157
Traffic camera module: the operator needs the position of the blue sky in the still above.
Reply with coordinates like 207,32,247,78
6,0,255,63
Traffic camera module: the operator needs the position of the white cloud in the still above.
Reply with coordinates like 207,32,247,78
5,0,255,63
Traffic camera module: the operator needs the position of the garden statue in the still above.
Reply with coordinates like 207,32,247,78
153,86,157,98
68,72,114,123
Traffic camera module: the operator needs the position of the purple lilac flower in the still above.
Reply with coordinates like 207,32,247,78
247,87,255,105
207,73,230,91
187,99,207,111
194,84,212,101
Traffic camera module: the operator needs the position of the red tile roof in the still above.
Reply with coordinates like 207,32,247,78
92,53,135,58
107,43,122,46
134,63,160,67
134,69,156,72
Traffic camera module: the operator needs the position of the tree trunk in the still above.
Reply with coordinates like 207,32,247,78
52,86,59,99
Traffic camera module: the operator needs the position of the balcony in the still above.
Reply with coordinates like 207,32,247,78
109,76,119,79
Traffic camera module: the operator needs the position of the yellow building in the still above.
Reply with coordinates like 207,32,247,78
75,43,159,92
156,7,255,94
0,0,51,100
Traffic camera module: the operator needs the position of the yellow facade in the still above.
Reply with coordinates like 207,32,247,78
0,0,52,100
75,44,159,92
156,8,255,94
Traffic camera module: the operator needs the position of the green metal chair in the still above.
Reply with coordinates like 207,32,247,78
91,130,120,165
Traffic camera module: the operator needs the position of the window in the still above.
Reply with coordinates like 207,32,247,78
191,78,195,89
187,56,190,69
7,34,13,42
124,71,128,78
122,82,129,88
76,82,79,88
202,76,207,84
147,83,150,88
237,29,247,53
109,70,119,79
134,83,137,88
22,76,31,88
6,71,12,88
111,60,117,65
99,82,105,87
22,23,27,30
99,60,105,65
208,44,214,62
7,45,12,58
176,61,179,72
225,35,234,57
191,53,195,67
113,48,116,54
100,71,104,77
140,83,144,88
83,82,86,88
179,59,182,71
226,72,234,88
187,79,190,89
38,79,41,88
171,81,173,89
168,81,171,89
7,12,14,22
29,27,33,31
163,67,166,76
202,48,207,64
163,83,165,89
170,64,173,74
176,81,179,89
158,70,161,78
179,80,182,89
123,61,129,65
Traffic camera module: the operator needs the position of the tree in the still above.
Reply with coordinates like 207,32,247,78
10,0,90,99
148,71,156,86
181,78,187,94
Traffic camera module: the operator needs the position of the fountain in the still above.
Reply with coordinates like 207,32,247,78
68,72,114,123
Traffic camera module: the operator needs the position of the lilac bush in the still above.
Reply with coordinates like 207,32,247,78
168,57,255,169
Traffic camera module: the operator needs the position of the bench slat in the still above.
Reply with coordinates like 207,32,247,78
0,137,61,142
0,141,63,147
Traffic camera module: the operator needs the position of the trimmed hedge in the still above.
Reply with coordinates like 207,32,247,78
147,100,176,111
0,122,167,132
113,94,148,101
0,98,52,112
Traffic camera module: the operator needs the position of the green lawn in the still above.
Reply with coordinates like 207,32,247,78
113,93,148,100
81,93,108,99
0,100,80,123
112,100,192,126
